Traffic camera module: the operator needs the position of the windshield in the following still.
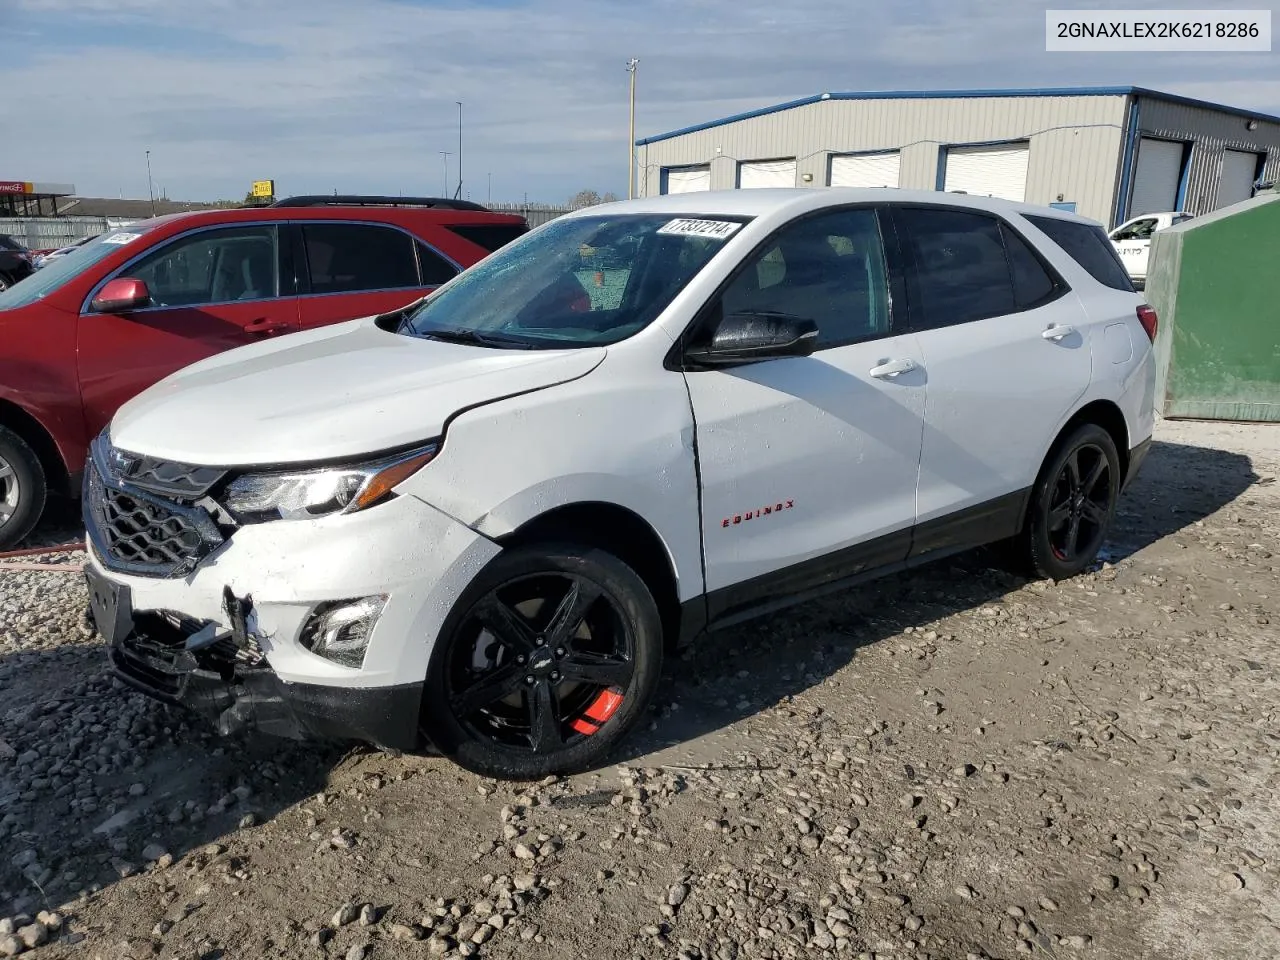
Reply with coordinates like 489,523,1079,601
0,229,147,311
401,213,748,348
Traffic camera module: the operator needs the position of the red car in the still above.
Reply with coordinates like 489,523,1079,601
0,195,529,548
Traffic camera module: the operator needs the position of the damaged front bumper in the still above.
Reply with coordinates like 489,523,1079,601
89,566,423,751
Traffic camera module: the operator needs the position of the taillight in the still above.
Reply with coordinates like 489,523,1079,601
1136,304,1158,343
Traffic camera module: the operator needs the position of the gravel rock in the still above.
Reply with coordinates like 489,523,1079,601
390,923,423,941
0,936,21,958
332,903,359,927
16,925,46,949
140,842,168,862
34,912,60,932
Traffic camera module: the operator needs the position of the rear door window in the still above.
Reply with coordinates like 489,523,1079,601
1025,215,1135,292
895,208,1016,328
302,223,422,294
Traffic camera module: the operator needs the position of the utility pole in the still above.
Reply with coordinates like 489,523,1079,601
455,101,463,200
626,59,639,199
488,172,492,204
439,151,452,197
145,150,156,217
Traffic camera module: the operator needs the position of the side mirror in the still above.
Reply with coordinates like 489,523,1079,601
686,310,819,366
91,277,152,314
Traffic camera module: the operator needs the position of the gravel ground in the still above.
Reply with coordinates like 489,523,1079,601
1,417,1278,960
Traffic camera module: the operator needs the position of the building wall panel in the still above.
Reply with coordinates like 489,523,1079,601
640,94,1130,224
1132,96,1280,216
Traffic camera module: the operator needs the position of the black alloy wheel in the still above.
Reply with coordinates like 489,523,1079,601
1026,423,1120,581
421,544,662,779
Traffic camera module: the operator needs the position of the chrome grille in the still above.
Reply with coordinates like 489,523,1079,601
84,437,226,579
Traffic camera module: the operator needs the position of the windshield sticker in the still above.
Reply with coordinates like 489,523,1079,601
101,232,142,245
656,218,743,240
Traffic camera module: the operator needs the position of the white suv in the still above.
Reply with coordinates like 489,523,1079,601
83,189,1157,779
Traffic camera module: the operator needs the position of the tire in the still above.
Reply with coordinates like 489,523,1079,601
0,426,47,550
1022,423,1120,581
421,542,664,780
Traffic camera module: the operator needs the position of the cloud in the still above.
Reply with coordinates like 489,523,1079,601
2,0,1276,203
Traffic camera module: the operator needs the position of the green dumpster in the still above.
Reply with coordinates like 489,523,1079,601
1146,193,1280,422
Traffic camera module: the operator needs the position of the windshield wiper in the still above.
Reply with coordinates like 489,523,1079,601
416,326,536,349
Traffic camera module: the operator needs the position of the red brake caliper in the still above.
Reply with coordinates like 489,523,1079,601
570,688,624,736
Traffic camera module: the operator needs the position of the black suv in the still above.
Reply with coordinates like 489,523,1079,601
0,235,34,291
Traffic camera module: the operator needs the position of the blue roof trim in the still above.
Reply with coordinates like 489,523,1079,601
636,85,1280,146
1128,85,1280,125
637,94,828,146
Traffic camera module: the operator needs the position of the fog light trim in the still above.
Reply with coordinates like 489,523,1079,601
299,595,387,668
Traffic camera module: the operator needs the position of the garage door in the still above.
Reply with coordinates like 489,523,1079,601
1217,150,1260,209
664,166,711,194
738,159,797,189
942,143,1029,202
1130,138,1185,216
829,151,901,188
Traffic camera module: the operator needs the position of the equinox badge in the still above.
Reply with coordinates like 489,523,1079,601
722,500,794,528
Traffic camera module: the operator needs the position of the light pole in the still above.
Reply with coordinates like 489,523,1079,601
626,58,639,199
439,151,452,197
455,101,463,200
488,172,492,204
145,150,156,217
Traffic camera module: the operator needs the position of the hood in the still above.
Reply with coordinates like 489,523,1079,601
111,318,606,466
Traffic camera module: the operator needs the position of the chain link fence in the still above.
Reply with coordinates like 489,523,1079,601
0,216,126,250
1,203,572,250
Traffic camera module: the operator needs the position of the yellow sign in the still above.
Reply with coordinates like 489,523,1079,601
251,179,275,199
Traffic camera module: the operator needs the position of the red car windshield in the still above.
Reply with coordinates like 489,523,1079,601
0,228,153,311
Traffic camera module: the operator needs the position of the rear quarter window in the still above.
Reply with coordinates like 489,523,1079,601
447,223,529,253
1025,215,1135,293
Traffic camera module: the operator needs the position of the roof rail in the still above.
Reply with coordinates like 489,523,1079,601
271,195,490,212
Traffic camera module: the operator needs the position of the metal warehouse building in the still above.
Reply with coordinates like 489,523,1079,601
636,86,1280,228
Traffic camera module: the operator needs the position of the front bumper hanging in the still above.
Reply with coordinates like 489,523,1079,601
90,569,422,752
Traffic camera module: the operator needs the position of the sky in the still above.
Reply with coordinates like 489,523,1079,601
1,0,1277,204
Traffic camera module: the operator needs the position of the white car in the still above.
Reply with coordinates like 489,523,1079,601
84,188,1157,779
33,233,99,269
1108,211,1194,286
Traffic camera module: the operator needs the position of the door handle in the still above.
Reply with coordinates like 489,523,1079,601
1042,324,1076,341
244,318,291,336
869,358,918,379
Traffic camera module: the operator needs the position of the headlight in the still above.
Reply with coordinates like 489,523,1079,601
223,444,438,522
